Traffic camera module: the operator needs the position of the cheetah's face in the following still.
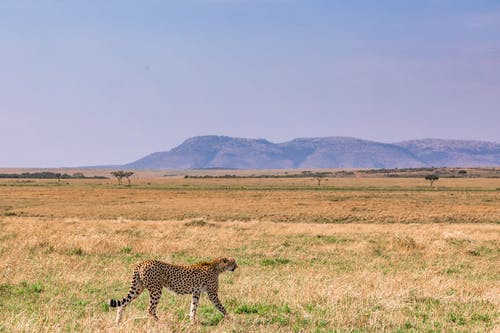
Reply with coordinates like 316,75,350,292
217,257,238,272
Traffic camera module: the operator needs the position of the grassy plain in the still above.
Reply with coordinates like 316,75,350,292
0,176,499,332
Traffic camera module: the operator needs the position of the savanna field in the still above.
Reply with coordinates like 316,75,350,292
0,175,499,332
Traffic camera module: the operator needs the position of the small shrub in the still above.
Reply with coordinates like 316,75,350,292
68,247,85,256
373,246,384,257
467,249,480,256
184,219,215,227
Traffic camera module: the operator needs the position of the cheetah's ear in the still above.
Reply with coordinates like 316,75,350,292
214,259,223,270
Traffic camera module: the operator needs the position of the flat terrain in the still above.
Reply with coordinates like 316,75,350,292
0,177,499,332
1,177,499,224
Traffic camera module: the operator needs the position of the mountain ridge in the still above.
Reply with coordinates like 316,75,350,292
123,136,500,169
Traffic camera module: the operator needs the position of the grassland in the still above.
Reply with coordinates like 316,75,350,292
0,176,499,332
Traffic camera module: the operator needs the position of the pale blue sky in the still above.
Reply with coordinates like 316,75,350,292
1,0,499,167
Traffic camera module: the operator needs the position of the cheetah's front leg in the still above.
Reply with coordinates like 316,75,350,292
207,290,227,317
189,289,201,322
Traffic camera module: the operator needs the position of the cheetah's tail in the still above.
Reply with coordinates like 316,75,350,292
109,298,121,308
109,267,142,308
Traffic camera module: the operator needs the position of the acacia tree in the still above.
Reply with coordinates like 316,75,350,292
314,174,326,186
425,174,439,187
123,171,134,186
111,171,126,185
312,172,332,186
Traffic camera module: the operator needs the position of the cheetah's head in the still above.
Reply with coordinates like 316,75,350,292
216,257,238,273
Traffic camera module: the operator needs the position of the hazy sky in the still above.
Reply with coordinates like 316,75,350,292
1,0,499,167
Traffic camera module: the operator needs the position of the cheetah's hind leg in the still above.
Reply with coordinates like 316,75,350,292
109,269,145,324
147,287,163,322
115,306,125,324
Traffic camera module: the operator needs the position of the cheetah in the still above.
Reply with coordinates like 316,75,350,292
108,257,238,323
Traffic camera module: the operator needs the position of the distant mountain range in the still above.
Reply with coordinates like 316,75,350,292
123,136,500,170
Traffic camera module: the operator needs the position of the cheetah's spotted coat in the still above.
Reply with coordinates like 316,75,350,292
109,257,238,323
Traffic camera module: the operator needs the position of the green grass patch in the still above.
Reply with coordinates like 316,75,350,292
120,246,132,254
261,258,291,266
198,305,224,326
170,251,213,265
0,281,43,297
403,296,496,330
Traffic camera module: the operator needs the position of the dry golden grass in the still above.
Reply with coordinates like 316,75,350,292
1,177,499,224
0,177,499,332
